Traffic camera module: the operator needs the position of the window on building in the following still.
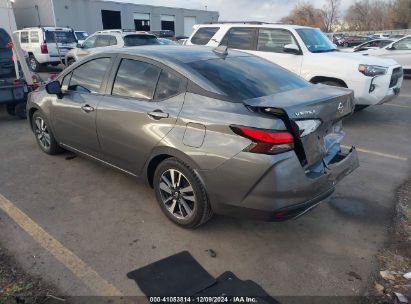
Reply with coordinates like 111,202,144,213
101,10,122,30
68,58,111,94
191,27,219,45
20,32,29,44
221,28,256,50
112,59,161,100
161,15,175,33
134,13,150,31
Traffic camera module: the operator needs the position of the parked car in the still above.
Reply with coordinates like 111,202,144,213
389,34,405,40
333,33,346,46
27,46,359,228
370,33,390,40
352,39,394,52
187,23,403,110
366,35,411,76
340,35,370,47
74,31,89,44
14,27,77,72
65,30,159,65
0,28,28,118
157,38,176,45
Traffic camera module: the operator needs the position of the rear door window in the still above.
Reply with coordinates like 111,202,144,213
68,57,112,93
257,29,298,53
45,31,76,44
112,59,161,100
154,70,185,100
109,36,117,46
191,27,219,45
20,31,29,44
123,35,159,46
221,28,256,50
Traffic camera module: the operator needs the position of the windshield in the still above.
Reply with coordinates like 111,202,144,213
296,28,337,53
75,32,88,40
188,56,308,100
124,35,160,46
45,31,77,44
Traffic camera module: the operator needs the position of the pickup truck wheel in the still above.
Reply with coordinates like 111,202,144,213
14,103,27,119
29,55,43,72
153,158,213,228
320,80,345,88
6,104,16,116
32,112,62,155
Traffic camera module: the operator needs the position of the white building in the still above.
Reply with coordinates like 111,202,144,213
12,0,219,37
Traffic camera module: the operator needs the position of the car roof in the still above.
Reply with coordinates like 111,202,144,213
96,45,252,94
194,23,314,30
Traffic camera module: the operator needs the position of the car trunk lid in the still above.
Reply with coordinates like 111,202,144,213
243,84,355,167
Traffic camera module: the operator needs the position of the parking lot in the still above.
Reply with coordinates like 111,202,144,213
0,72,410,297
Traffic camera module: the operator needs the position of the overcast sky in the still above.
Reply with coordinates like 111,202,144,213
108,0,357,22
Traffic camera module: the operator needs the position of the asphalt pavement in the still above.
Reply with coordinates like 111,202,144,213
0,73,410,297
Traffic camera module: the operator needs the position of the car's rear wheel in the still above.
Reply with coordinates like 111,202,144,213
14,102,27,119
6,104,16,116
153,158,213,228
29,55,43,72
32,112,62,155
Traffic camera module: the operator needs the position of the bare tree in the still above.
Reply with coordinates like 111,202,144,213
321,0,342,32
280,2,325,31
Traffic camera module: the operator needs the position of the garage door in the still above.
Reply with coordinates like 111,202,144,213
184,16,196,37
161,15,175,33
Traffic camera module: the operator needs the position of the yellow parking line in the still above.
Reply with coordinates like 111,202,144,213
0,193,123,296
341,145,408,161
384,103,411,109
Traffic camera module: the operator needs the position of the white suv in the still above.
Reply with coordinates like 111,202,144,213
15,27,77,72
65,30,159,66
187,23,403,109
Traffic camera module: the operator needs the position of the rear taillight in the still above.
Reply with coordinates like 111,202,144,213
40,43,48,54
12,79,21,86
231,126,294,155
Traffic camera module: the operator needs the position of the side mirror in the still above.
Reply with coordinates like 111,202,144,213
77,43,83,48
387,45,395,50
46,80,63,98
283,44,300,55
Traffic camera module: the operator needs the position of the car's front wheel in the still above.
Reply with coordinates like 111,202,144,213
29,55,43,72
67,58,76,66
32,112,62,155
153,158,213,228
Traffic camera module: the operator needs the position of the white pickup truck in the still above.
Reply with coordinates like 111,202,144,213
187,23,403,110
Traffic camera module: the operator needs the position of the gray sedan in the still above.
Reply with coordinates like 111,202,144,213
27,46,359,228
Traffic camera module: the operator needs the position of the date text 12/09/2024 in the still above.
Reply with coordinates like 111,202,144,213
149,297,259,303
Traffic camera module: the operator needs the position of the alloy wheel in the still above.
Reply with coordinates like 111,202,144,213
159,169,196,220
29,58,37,71
34,117,51,150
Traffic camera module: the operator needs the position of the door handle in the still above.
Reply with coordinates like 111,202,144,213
81,104,95,113
147,110,169,119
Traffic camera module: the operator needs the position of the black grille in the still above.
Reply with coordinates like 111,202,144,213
390,67,403,88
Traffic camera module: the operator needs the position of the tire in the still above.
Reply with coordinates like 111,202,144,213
50,62,59,67
354,105,369,112
153,158,213,228
319,80,346,88
67,58,76,66
343,42,349,47
29,55,43,72
32,112,62,155
6,104,16,116
14,102,27,119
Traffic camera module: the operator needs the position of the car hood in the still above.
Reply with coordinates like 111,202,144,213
314,51,399,67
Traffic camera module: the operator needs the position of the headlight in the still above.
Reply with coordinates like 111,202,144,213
358,64,388,77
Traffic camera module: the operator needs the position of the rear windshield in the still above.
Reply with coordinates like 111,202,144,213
124,34,159,46
0,29,11,48
188,56,308,100
45,31,77,43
